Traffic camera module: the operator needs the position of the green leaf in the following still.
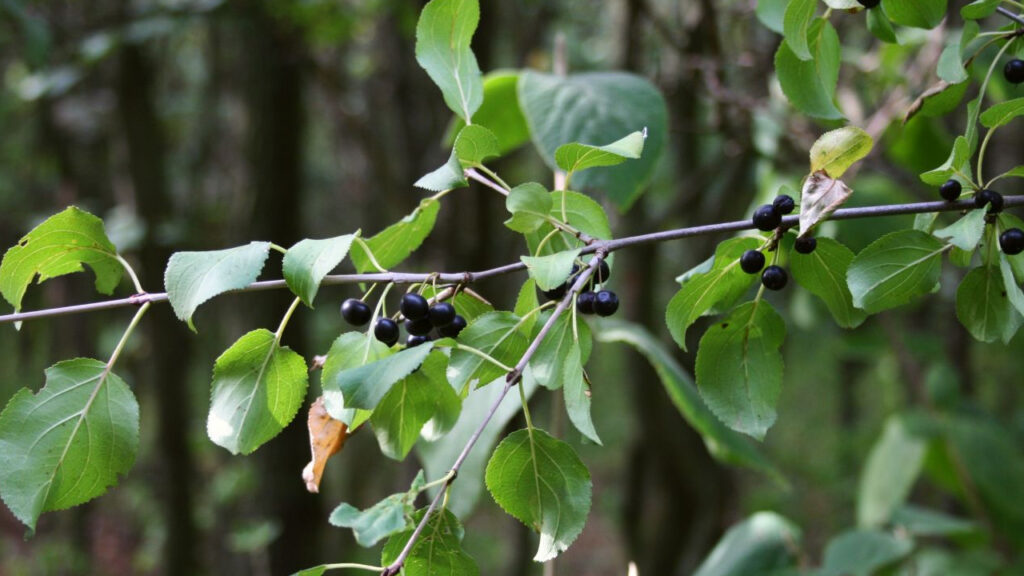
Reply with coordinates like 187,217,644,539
756,0,787,34
0,206,123,314
847,230,947,314
563,340,600,445
370,352,460,460
290,567,326,576
326,342,435,412
448,311,528,391
350,199,440,272
0,358,138,531
595,319,783,481
882,0,947,29
980,97,1024,129
525,191,613,256
933,209,986,251
857,416,927,528
521,249,581,292
381,509,478,576
554,130,646,180
775,19,844,120
530,312,592,390
822,0,861,8
821,529,914,576
414,0,483,122
920,135,972,186
956,265,1022,343
505,183,553,233
961,0,999,19
666,237,761,351
453,124,499,167
695,301,786,441
514,279,541,336
164,241,271,331
783,0,818,61
891,505,978,537
283,234,355,307
485,428,592,562
809,126,874,178
445,70,530,155
415,149,468,193
867,5,898,44
207,329,309,455
321,332,392,426
999,254,1024,318
329,471,424,547
692,512,801,576
518,71,668,210
789,236,867,328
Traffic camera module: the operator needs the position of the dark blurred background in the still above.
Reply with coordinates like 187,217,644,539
1,0,1023,575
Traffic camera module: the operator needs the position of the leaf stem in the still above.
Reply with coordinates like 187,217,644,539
318,563,385,573
106,302,151,370
275,297,302,343
354,237,388,273
116,254,145,295
476,165,512,191
453,343,514,372
518,379,535,430
270,243,288,255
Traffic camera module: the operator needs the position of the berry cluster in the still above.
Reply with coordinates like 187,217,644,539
752,194,796,232
541,260,620,317
937,179,1006,214
341,293,466,348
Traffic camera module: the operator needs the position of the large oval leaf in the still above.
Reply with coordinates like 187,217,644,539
414,0,483,122
847,230,948,314
165,241,271,331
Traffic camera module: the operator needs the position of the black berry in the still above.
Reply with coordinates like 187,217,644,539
405,316,433,336
594,290,619,317
761,266,788,291
974,189,1004,213
1005,59,1024,85
374,318,400,346
400,293,430,320
438,314,467,338
577,291,597,314
340,298,372,326
939,179,962,202
406,334,429,348
428,302,456,327
1000,228,1024,255
542,283,568,301
752,204,782,232
794,236,817,254
857,0,880,7
773,195,796,215
740,250,766,274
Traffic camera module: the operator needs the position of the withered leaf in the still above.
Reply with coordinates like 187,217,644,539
302,396,349,493
799,170,852,237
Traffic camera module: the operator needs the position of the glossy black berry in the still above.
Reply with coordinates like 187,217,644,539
438,314,467,338
761,265,788,291
405,316,433,336
752,204,782,232
1005,59,1024,85
857,0,880,7
400,293,430,320
428,302,457,327
594,290,619,317
773,195,796,215
577,291,597,314
340,298,372,326
406,334,429,348
794,236,817,254
974,189,1004,213
542,283,568,301
374,318,400,346
740,250,766,274
1000,228,1024,255
939,179,962,202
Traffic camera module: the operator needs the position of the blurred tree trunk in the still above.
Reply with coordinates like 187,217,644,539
117,40,199,576
240,4,320,574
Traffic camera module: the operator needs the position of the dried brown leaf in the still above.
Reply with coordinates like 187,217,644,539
302,396,348,493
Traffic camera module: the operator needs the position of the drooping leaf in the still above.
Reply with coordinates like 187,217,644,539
521,249,580,291
302,397,349,494
755,0,787,33
692,512,801,576
809,126,874,178
350,199,440,272
979,97,1024,129
381,508,479,576
165,241,271,331
857,416,927,528
847,230,948,314
920,135,972,186
821,529,914,576
554,130,646,181
782,0,818,61
882,0,947,29
505,182,553,233
789,236,867,328
956,265,1022,343
207,329,309,455
445,70,530,154
415,149,468,192
799,170,853,236
0,206,123,314
933,209,987,251
525,191,613,257
453,124,500,166
330,471,424,547
563,340,600,444
414,0,483,122
999,255,1024,318
0,358,138,531
283,234,355,307
695,301,786,440
666,237,761,351
518,71,668,209
447,311,528,392
775,19,843,120
321,332,392,426
326,342,435,411
867,5,898,44
514,278,541,336
530,312,592,390
485,428,592,562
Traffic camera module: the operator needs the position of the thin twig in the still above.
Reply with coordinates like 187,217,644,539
2,196,1022,326
997,6,1024,27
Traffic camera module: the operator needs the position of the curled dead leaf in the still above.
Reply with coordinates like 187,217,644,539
799,170,852,237
302,396,349,493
